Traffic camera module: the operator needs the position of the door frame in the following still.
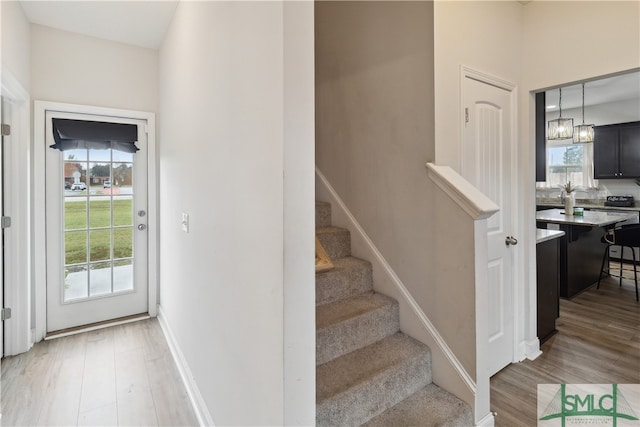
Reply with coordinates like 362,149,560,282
1,67,31,356
459,66,530,371
34,100,157,343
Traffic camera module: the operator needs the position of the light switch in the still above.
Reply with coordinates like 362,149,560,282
181,212,189,233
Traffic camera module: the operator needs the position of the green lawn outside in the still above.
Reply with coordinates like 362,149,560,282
65,198,133,265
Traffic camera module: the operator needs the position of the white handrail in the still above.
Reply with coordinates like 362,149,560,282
426,163,499,220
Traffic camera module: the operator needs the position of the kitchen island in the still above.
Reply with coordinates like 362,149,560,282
536,229,565,342
536,209,637,298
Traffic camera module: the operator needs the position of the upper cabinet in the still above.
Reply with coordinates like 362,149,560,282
594,121,640,179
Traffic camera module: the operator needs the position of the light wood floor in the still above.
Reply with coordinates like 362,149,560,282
1,318,198,426
491,272,640,426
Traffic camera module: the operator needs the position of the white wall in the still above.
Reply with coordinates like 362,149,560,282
158,2,314,425
434,1,523,171
30,24,158,112
282,2,316,425
521,2,640,92
1,1,31,91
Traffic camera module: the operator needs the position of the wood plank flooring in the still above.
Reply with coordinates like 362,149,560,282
1,318,198,426
491,272,640,427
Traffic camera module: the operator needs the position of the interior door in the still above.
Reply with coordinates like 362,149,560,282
0,97,7,354
462,75,515,377
45,111,148,333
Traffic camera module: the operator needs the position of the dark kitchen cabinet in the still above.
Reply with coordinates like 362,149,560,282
537,235,561,343
594,121,640,179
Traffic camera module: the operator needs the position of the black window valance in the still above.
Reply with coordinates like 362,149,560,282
51,118,139,153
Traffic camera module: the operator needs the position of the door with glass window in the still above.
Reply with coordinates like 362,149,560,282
45,111,148,333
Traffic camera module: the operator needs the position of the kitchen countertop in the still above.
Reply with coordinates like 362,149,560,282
536,200,640,211
535,208,637,227
536,228,565,244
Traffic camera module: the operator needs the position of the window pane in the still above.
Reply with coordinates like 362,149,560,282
114,259,133,292
549,145,583,166
547,144,586,187
64,149,87,162
90,229,111,261
113,198,133,226
90,261,112,297
65,231,87,265
64,264,88,301
113,227,133,259
65,161,88,194
113,151,133,162
89,199,112,228
112,163,133,193
65,199,87,230
89,162,111,195
89,149,110,162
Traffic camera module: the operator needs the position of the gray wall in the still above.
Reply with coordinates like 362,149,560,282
315,1,478,380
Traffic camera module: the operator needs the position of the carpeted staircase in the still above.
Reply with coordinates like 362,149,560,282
315,201,473,426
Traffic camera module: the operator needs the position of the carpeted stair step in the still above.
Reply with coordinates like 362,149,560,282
316,332,432,427
316,226,351,259
362,383,473,427
317,292,399,365
316,201,332,229
316,257,373,306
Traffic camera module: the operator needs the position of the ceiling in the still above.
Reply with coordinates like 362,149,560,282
545,71,640,112
19,1,179,50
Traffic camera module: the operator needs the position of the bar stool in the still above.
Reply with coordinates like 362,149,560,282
597,223,640,301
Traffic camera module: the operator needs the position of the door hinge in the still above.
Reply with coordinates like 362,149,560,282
1,216,11,229
1,123,10,136
1,308,12,321
465,108,470,124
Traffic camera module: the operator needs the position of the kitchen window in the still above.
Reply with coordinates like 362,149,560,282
541,140,598,189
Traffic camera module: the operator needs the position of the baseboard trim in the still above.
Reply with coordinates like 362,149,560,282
521,338,542,361
316,167,476,398
158,306,215,427
476,411,496,427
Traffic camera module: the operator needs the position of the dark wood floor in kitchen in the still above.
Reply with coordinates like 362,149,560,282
1,318,198,426
491,270,640,427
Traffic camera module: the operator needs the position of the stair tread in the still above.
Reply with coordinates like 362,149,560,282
317,332,430,403
316,226,350,234
315,256,373,306
316,256,370,277
316,292,395,330
316,226,351,259
362,384,473,427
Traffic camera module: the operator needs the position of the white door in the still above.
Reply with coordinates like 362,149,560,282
0,97,7,354
45,111,148,333
462,75,516,377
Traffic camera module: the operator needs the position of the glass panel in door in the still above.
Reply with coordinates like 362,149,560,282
63,149,135,302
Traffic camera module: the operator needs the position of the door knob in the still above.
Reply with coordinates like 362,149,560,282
138,224,146,231
505,236,518,246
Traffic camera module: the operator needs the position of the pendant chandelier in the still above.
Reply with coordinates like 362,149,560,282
573,83,595,143
548,87,574,140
